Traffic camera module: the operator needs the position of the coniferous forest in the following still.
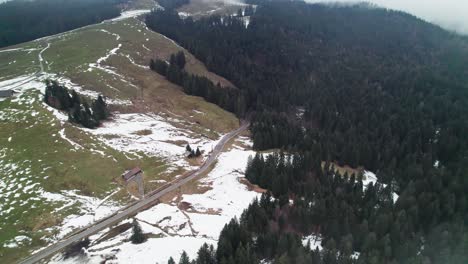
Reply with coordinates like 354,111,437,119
0,0,122,48
150,51,246,116
44,80,109,129
145,1,468,263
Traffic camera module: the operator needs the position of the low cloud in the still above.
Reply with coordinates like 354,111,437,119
306,0,468,35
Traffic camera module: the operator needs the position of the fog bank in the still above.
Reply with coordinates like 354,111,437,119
306,0,468,35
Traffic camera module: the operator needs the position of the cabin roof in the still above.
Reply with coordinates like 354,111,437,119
122,167,142,181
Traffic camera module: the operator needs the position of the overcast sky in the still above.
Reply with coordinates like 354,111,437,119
306,0,468,35
1,0,467,34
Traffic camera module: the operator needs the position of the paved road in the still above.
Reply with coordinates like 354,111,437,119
20,122,249,264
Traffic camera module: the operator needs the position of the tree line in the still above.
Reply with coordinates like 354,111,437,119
149,51,247,116
44,80,109,128
0,0,122,48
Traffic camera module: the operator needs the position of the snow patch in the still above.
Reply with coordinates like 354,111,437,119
363,171,399,203
96,44,121,64
87,113,220,170
59,128,84,150
302,234,323,251
111,10,151,21
39,189,121,240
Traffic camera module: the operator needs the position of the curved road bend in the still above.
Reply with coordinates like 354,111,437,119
20,122,249,264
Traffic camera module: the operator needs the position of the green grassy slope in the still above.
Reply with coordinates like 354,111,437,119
0,8,238,263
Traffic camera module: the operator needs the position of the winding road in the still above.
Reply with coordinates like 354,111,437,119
20,122,249,264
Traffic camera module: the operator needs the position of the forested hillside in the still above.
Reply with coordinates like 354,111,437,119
0,0,122,48
146,1,468,263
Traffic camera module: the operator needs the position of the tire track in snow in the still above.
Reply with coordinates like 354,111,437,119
38,43,50,73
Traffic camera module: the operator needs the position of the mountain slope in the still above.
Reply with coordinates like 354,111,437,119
0,3,242,262
145,1,468,263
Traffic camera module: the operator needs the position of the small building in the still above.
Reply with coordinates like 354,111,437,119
0,89,14,98
122,167,144,198
122,167,143,181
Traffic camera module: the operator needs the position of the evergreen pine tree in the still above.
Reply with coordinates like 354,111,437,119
92,95,108,122
196,243,216,264
71,90,81,106
152,58,169,75
179,251,190,264
168,257,176,264
175,51,186,69
130,219,146,244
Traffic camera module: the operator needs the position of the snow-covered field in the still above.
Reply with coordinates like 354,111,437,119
110,10,152,22
87,113,222,171
50,141,260,263
42,190,121,241
0,75,45,93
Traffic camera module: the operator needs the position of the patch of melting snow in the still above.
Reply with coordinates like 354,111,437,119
302,234,323,251
192,109,205,115
53,74,132,105
142,44,151,51
59,128,84,150
363,171,399,203
39,189,121,240
243,16,250,28
178,12,191,17
0,48,23,53
3,235,32,248
124,54,150,69
303,234,360,259
0,74,44,93
98,29,121,41
87,62,141,93
96,44,122,64
0,73,130,107
110,10,152,22
1,134,121,248
351,252,361,260
86,113,218,170
43,102,68,123
137,204,188,232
